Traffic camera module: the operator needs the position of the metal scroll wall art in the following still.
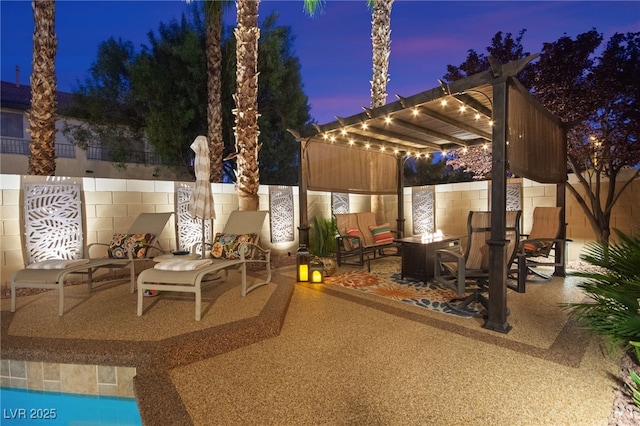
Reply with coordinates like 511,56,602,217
412,187,435,235
176,185,212,251
269,186,295,243
331,192,350,215
24,183,84,264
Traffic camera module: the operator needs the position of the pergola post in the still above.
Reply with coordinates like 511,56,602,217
298,139,309,248
554,181,567,277
484,77,511,333
396,154,405,238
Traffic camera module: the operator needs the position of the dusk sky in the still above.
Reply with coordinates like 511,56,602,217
1,1,639,124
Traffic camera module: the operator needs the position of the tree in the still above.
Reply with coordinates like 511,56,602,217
62,37,147,167
203,0,233,182
233,0,261,211
444,30,640,243
253,14,311,185
28,0,57,176
530,31,640,244
369,0,394,224
131,14,208,174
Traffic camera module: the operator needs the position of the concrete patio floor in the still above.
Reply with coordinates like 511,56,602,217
0,262,624,425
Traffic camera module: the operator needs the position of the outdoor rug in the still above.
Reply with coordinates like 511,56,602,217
324,258,482,318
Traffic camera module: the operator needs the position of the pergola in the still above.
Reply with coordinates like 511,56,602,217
292,55,567,333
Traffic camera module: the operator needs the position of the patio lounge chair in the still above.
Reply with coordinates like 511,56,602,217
11,212,173,316
136,210,271,321
434,210,521,314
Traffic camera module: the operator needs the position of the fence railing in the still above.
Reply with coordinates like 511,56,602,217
1,138,164,165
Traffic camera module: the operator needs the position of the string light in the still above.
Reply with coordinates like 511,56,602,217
340,129,347,136
361,123,368,130
440,99,447,107
412,108,419,116
348,139,355,146
384,116,392,124
364,143,370,149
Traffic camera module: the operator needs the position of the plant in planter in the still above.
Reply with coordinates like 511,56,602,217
309,216,338,276
562,229,640,411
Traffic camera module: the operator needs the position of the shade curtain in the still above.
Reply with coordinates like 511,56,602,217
305,142,398,194
507,79,566,184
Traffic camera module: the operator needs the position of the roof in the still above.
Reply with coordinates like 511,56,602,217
1,80,74,111
296,55,567,188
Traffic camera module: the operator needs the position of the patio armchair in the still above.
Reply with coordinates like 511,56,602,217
515,206,565,288
136,210,271,321
11,212,173,316
434,210,521,315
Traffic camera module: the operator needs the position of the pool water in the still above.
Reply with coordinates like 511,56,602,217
1,387,142,425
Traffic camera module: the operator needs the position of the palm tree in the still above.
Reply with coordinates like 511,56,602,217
28,0,58,176
369,0,394,224
203,0,233,183
233,0,261,210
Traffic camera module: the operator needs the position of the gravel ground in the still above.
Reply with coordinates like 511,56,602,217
4,256,638,422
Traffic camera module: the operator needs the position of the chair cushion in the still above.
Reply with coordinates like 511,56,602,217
108,233,155,259
154,259,213,271
27,259,90,270
345,228,362,250
522,239,550,254
369,223,394,245
211,233,257,259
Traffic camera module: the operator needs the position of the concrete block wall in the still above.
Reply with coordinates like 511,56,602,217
0,174,299,289
2,172,638,288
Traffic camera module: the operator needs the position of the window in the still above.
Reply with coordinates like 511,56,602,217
1,112,23,138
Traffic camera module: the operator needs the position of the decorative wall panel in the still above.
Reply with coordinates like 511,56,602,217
269,186,294,243
506,182,522,211
24,183,83,264
412,187,435,235
177,185,211,251
331,193,350,215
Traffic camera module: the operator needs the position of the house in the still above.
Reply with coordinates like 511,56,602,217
0,79,181,181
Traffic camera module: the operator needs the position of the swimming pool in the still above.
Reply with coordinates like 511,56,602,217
1,387,142,425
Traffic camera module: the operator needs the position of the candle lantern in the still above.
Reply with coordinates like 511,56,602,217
309,257,324,283
296,245,310,282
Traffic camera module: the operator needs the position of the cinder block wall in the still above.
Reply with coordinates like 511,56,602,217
0,174,298,289
2,172,638,289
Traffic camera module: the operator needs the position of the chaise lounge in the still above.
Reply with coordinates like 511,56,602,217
11,212,174,316
136,210,271,321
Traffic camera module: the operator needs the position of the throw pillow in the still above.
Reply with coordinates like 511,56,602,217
345,228,362,250
522,239,550,255
211,233,257,259
369,223,394,245
108,233,155,259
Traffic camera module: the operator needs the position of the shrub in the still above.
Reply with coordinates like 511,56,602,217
309,216,337,257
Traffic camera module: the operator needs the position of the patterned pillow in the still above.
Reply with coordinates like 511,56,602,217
345,228,362,250
369,223,394,245
211,233,257,259
108,233,155,259
522,239,550,254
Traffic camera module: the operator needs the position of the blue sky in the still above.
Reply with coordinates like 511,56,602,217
1,1,638,124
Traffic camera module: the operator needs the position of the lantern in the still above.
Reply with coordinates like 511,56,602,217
310,257,324,283
296,245,310,282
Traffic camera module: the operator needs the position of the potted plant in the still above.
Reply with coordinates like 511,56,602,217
309,216,338,276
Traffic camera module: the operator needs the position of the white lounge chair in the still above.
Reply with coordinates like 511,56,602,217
11,212,173,316
137,210,272,321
